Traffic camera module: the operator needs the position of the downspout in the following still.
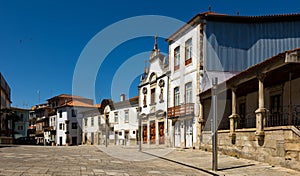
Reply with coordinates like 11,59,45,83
289,72,292,125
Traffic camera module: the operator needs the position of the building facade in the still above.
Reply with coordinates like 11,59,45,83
165,12,300,149
81,106,103,145
139,38,170,146
56,98,94,146
0,73,12,144
200,49,300,170
11,107,30,139
109,95,138,146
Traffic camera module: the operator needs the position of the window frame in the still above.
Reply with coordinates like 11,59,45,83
185,38,192,65
185,82,193,104
114,112,119,124
174,46,180,71
71,122,77,129
174,87,180,106
125,110,129,123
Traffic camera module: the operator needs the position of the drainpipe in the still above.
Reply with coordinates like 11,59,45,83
288,72,292,125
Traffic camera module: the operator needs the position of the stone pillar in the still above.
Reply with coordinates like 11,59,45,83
255,74,267,139
196,102,204,149
229,87,239,140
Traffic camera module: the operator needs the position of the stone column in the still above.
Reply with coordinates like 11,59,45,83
229,87,239,139
196,102,204,149
255,74,267,139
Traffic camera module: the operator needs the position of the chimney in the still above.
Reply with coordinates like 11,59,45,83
120,94,126,102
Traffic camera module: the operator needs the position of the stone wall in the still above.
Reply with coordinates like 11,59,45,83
200,126,300,171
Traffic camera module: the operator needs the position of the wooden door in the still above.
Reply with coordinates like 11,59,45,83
143,125,147,144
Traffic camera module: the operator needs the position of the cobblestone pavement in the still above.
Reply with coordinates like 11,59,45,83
0,145,299,176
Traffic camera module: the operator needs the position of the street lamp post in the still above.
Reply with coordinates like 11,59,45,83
212,77,218,171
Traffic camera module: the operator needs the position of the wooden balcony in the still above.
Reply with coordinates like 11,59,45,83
168,103,194,118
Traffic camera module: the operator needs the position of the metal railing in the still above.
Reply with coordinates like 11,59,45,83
167,103,194,118
267,105,300,127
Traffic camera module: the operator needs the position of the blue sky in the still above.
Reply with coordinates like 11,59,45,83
0,0,299,108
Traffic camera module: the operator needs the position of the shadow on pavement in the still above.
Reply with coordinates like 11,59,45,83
0,145,19,148
218,164,255,171
142,151,219,176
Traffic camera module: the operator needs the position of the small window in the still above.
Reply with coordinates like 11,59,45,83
125,111,129,123
114,112,119,123
59,110,62,118
133,130,135,134
151,88,155,104
59,123,63,130
84,118,88,127
71,123,77,129
119,131,122,136
91,117,94,126
72,109,77,117
174,87,180,106
17,126,23,130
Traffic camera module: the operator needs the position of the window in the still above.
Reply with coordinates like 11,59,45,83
239,102,246,128
91,117,94,126
72,123,77,129
59,110,62,118
84,118,88,127
271,94,282,114
151,88,155,104
174,46,180,71
20,114,24,121
185,82,192,103
142,87,147,107
114,112,119,123
59,123,63,130
72,109,77,117
174,87,180,106
125,111,129,123
17,125,23,130
185,38,192,65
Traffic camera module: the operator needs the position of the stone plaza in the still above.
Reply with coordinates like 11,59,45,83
0,145,299,176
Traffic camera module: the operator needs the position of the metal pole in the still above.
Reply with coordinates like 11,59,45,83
105,115,108,147
212,77,218,171
138,107,142,151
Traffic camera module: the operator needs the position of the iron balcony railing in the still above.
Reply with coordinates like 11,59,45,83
167,103,194,118
267,105,300,127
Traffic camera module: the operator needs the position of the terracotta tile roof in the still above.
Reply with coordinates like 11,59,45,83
47,94,83,100
129,96,139,101
60,100,95,108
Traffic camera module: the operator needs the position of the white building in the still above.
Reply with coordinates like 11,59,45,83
81,106,103,145
98,95,139,146
109,95,139,146
166,22,201,148
56,100,94,146
139,37,170,146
